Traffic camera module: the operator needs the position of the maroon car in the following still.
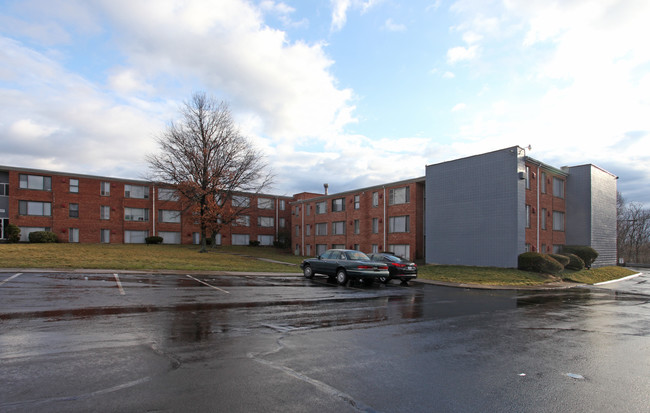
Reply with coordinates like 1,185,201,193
367,252,417,285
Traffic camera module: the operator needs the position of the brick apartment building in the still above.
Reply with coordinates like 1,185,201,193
0,146,618,267
290,177,426,261
0,166,292,246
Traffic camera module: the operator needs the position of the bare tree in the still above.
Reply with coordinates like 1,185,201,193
617,192,650,263
147,92,273,252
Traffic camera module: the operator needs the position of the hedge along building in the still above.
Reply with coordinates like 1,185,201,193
425,146,617,268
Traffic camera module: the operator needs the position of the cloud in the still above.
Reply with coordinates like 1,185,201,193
329,0,382,32
446,45,479,63
383,18,406,32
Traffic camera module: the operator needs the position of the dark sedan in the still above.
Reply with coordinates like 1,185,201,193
300,249,389,286
367,252,417,284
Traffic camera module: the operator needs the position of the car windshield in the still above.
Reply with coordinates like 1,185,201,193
346,251,370,261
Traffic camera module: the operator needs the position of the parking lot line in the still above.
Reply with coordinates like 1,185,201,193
0,273,23,287
186,275,230,294
113,273,126,295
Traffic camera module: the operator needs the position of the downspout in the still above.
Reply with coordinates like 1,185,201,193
301,200,305,256
536,165,540,251
152,186,156,237
275,197,279,242
383,186,386,251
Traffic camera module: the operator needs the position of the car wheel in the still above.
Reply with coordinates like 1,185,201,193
303,265,314,279
336,269,348,286
378,276,389,284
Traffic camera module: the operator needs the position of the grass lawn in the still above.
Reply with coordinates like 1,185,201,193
0,243,639,285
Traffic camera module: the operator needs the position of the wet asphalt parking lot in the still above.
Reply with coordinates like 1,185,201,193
1,269,649,412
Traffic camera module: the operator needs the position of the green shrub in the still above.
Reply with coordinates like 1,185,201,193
561,245,598,268
6,224,21,243
562,253,585,271
249,240,261,247
145,236,163,245
549,254,570,268
28,231,58,243
518,252,564,275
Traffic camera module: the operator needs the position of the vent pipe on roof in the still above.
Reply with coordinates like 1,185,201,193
324,183,329,195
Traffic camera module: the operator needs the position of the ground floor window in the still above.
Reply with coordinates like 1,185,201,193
316,244,327,256
389,244,410,260
159,231,181,244
232,234,250,245
69,228,79,243
372,244,378,253
305,244,311,256
19,227,50,242
125,230,148,243
553,244,563,254
0,218,8,240
332,244,345,249
101,229,110,244
258,234,274,246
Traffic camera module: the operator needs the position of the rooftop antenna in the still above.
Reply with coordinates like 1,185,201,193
324,183,329,195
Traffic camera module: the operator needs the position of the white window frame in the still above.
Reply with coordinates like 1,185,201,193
69,228,79,243
232,195,250,208
159,210,181,223
19,174,51,191
232,234,250,245
100,181,110,196
332,221,345,235
124,207,149,222
158,188,179,201
19,201,52,216
124,184,149,199
389,187,410,205
315,201,327,214
332,198,345,212
258,216,274,227
258,234,274,246
315,223,327,236
257,197,274,210
100,229,110,243
70,179,79,193
388,215,410,233
124,230,148,243
100,205,110,220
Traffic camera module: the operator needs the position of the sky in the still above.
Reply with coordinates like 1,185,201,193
1,0,649,205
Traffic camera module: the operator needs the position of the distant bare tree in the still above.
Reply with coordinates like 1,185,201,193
618,192,650,263
147,92,273,252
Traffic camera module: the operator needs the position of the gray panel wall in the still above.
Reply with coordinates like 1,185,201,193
425,147,525,267
565,165,617,267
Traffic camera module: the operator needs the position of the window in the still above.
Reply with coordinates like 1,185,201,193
553,245,563,254
100,181,110,196
158,188,179,201
316,244,328,256
258,235,274,246
525,205,531,228
332,221,345,235
525,166,530,190
354,195,360,209
306,224,311,236
18,227,49,242
316,201,327,214
306,204,311,215
234,215,250,226
372,192,379,207
69,228,79,243
124,207,149,221
315,223,327,236
389,245,410,260
332,198,345,212
100,229,110,244
279,218,286,228
541,172,547,194
19,201,51,216
371,244,379,253
541,208,547,230
525,243,532,252
553,178,565,198
159,231,181,244
389,187,410,205
70,179,79,193
232,195,250,207
258,216,274,227
372,218,379,234
332,244,345,250
258,197,274,209
100,206,110,220
19,174,51,191
553,211,565,231
69,203,79,218
231,234,250,245
354,219,360,234
279,200,285,210
0,183,8,196
124,184,149,199
388,216,410,233
159,210,181,223
125,230,148,243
